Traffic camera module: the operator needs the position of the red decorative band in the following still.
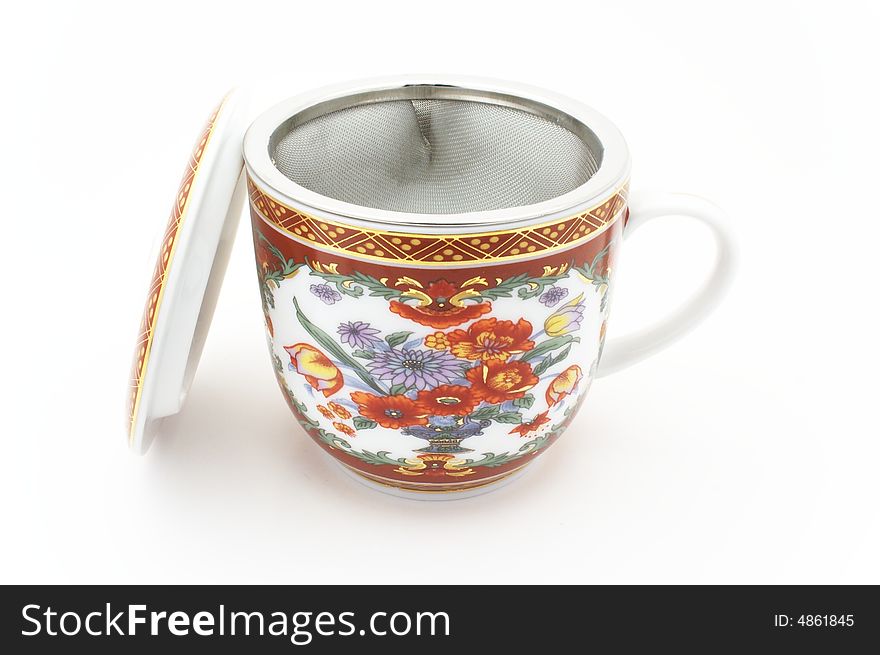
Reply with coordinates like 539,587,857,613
248,176,628,266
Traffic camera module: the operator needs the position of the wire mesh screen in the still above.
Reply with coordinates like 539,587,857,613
271,98,601,214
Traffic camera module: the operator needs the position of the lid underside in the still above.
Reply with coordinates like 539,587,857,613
128,91,249,453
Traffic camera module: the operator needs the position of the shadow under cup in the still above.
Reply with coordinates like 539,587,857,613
242,79,631,497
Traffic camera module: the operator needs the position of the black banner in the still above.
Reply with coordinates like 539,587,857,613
1,585,876,652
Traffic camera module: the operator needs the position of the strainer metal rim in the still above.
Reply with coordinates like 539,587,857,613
243,75,631,231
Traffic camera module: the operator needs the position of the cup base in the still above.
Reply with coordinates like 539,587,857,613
332,458,536,501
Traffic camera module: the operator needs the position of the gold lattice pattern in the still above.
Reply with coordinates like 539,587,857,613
248,177,628,265
127,99,225,441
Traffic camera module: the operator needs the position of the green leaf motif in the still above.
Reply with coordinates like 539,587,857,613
284,390,321,430
348,272,402,299
259,233,303,278
532,344,572,376
469,405,500,421
516,274,570,300
307,263,402,300
356,449,408,467
261,285,275,310
332,280,365,298
572,242,612,287
351,349,375,359
314,428,351,451
512,393,535,409
388,384,410,396
353,416,378,430
292,297,387,395
494,411,523,424
519,335,579,363
257,231,306,310
385,331,413,348
464,433,553,468
473,267,573,302
475,273,529,300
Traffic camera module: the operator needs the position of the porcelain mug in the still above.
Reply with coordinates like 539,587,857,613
242,76,735,498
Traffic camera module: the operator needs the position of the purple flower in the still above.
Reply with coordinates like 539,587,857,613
539,286,569,307
310,283,341,305
337,321,382,349
367,348,463,390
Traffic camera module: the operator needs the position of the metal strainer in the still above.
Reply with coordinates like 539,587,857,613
245,78,630,228
270,96,601,214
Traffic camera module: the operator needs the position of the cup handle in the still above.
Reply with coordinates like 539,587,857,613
596,192,738,377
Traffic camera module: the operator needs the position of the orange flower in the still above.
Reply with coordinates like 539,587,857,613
424,332,449,350
284,343,344,397
465,360,538,404
316,404,334,420
389,280,491,329
509,411,550,437
415,385,479,416
328,401,351,419
333,422,356,437
546,365,583,406
350,392,428,429
447,318,535,361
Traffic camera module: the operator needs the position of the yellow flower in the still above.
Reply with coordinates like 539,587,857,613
283,343,344,397
544,293,585,337
424,331,449,350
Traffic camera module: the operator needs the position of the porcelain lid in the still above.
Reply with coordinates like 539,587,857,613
127,90,250,453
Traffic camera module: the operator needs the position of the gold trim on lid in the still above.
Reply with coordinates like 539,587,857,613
128,98,227,444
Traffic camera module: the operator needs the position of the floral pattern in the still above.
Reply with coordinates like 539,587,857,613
256,227,616,487
424,332,449,350
351,392,427,429
415,385,480,417
388,279,492,328
509,411,550,437
546,365,583,407
544,294,585,337
337,321,382,349
284,343,344,397
447,318,535,361
333,422,356,437
310,283,341,305
538,286,569,306
367,347,463,391
464,359,539,404
328,401,351,419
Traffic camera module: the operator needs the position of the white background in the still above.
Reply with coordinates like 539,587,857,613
1,0,878,584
